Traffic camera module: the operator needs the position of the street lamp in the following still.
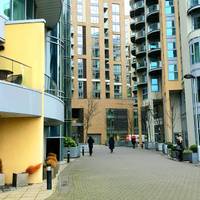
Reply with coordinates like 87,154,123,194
184,73,200,161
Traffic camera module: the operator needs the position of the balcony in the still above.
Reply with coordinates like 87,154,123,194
130,18,135,31
148,42,161,57
35,0,63,29
0,15,6,48
149,61,162,75
133,84,138,93
136,45,146,57
188,0,200,15
146,0,159,6
136,61,147,72
147,23,160,39
131,32,136,43
133,96,138,105
131,45,136,55
135,30,145,43
44,74,64,125
0,55,42,117
135,15,145,29
138,76,147,86
135,1,145,15
147,4,159,22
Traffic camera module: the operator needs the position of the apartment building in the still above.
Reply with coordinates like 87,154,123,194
0,0,71,184
71,0,133,144
130,0,183,145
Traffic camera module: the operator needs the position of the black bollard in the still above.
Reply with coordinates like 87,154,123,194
67,150,70,163
46,166,52,190
82,146,84,156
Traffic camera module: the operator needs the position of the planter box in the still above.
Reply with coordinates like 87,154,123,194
12,173,28,187
0,173,5,186
64,146,80,158
147,142,155,149
190,153,198,164
162,144,168,154
183,153,191,161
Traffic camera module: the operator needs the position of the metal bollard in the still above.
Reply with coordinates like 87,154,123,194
67,150,70,163
46,166,52,190
82,146,84,156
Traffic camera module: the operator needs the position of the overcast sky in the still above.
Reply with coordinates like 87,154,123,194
124,0,130,15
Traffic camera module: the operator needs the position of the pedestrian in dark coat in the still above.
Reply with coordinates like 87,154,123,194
176,134,184,161
108,136,115,153
131,135,136,149
88,136,94,156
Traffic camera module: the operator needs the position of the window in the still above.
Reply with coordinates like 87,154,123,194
93,82,100,98
77,0,84,22
151,78,159,92
193,14,200,30
165,0,174,14
78,81,86,98
190,41,200,64
77,26,86,55
142,87,148,100
113,35,121,61
91,27,99,57
112,4,120,33
168,64,178,80
113,64,121,83
78,59,86,78
114,85,122,99
105,82,110,98
91,0,99,23
92,59,100,79
166,20,176,36
167,42,177,58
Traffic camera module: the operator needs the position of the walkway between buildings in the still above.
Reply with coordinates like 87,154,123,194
47,145,200,200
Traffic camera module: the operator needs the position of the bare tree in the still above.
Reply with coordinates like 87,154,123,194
84,98,99,142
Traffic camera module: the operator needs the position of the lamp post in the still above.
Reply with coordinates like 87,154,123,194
184,73,200,161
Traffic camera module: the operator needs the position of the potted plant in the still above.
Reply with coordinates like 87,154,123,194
183,149,192,161
189,144,198,164
64,137,80,158
0,159,5,186
171,145,177,159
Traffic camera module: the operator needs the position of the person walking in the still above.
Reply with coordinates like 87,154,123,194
131,135,136,149
108,136,115,153
176,134,184,161
88,136,94,156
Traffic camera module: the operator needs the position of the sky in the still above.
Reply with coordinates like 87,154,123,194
124,0,130,15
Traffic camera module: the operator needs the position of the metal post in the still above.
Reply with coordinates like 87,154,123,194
82,146,84,156
193,77,200,161
46,166,52,190
67,150,70,163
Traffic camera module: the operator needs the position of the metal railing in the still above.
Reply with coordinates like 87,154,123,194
148,23,160,33
44,74,65,100
147,4,159,15
135,1,144,9
188,0,200,8
150,61,161,70
148,42,161,51
0,55,31,87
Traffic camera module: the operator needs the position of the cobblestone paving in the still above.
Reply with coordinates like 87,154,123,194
47,146,200,200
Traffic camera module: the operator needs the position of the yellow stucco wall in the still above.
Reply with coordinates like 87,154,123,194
0,21,45,184
0,118,44,184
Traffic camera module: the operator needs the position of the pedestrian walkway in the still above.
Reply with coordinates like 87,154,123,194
0,160,71,200
47,145,200,200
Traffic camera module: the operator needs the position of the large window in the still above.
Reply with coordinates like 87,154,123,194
165,0,174,14
92,59,100,79
114,85,122,99
168,64,178,80
77,26,86,55
90,0,99,23
113,64,121,83
113,35,121,61
166,20,176,36
151,78,159,92
77,0,84,22
93,82,100,98
190,41,200,64
78,59,86,79
167,41,177,58
112,4,120,33
192,14,200,30
91,27,99,57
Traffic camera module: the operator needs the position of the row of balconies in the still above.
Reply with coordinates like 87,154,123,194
188,0,200,15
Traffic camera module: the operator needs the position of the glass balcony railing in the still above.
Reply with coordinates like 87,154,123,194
149,42,160,51
137,61,146,69
0,55,31,87
147,4,159,15
149,61,161,70
136,30,145,39
138,76,147,84
135,1,144,10
188,0,200,8
148,23,160,33
136,45,146,53
135,15,145,23
45,74,65,100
